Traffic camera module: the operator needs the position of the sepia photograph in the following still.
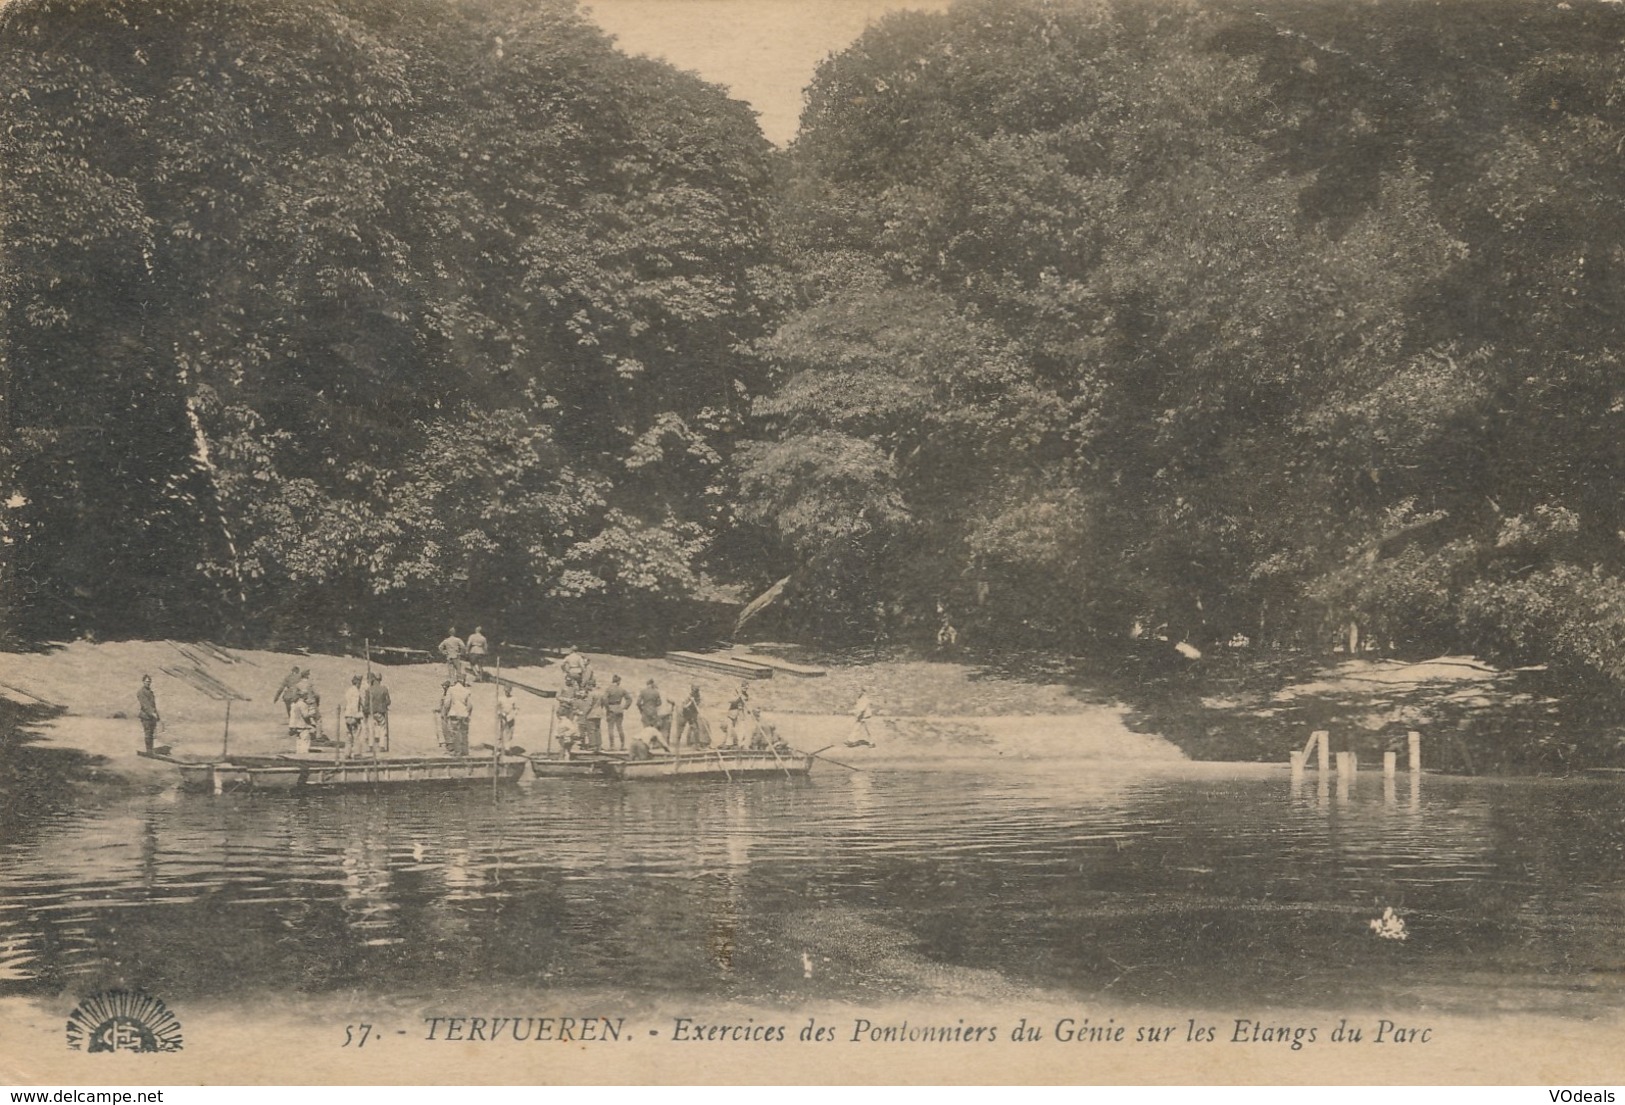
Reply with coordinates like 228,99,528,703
1,0,1624,1086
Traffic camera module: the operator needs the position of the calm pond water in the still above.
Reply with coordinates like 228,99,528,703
2,761,1623,1016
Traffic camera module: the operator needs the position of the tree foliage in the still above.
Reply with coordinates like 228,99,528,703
0,0,771,640
12,0,1625,691
744,0,1625,679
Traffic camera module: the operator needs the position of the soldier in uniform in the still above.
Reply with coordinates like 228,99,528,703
439,627,466,681
136,675,160,753
467,626,489,677
602,674,631,750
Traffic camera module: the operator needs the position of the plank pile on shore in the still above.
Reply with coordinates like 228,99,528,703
733,653,826,678
665,651,774,679
664,650,828,680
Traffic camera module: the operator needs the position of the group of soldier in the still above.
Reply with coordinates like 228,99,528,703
270,664,393,753
550,646,778,760
134,628,836,761
436,626,489,680
431,626,504,755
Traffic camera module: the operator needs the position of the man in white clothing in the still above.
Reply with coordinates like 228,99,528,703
442,674,473,755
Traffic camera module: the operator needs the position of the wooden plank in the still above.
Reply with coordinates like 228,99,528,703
200,640,253,666
498,643,559,667
364,645,435,665
665,651,774,679
733,653,826,678
166,640,210,667
160,665,251,702
0,681,62,708
484,673,558,700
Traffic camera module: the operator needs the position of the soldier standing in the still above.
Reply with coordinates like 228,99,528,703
561,645,587,691
498,685,519,747
442,674,473,755
467,626,489,678
136,675,160,753
637,678,663,729
602,674,630,750
439,627,466,681
342,675,365,751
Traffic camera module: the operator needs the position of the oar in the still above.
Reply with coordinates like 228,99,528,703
805,747,862,772
767,741,793,780
363,637,372,756
713,748,733,782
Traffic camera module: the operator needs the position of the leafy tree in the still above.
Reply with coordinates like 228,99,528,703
746,0,1625,679
1,0,772,642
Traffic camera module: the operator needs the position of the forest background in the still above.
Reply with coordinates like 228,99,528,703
6,0,1625,716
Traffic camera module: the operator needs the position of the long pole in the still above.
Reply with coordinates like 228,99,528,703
364,637,376,755
221,698,232,760
492,656,503,799
767,740,792,780
808,749,862,772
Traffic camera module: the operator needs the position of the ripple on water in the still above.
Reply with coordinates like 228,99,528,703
0,769,1621,1012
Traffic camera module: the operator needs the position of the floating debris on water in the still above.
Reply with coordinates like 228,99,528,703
1369,906,1408,941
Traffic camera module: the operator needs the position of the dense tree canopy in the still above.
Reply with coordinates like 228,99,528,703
0,0,770,641
9,0,1625,695
741,0,1625,688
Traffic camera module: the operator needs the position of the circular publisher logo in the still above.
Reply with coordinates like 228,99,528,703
65,991,183,1053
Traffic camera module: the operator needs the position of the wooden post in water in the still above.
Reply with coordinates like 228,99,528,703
1289,749,1306,779
1407,731,1421,772
1314,730,1330,773
1336,751,1352,799
1383,750,1397,778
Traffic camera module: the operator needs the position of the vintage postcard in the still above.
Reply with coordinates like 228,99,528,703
2,0,1624,1088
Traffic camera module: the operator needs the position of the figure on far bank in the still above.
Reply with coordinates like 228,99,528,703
439,627,466,681
561,645,594,693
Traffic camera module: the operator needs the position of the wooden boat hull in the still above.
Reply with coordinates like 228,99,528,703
162,754,527,794
607,748,813,781
528,753,619,779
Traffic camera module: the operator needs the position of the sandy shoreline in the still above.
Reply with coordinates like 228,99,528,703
0,640,1182,782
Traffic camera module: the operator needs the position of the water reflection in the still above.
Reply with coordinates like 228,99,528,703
0,766,1621,1015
